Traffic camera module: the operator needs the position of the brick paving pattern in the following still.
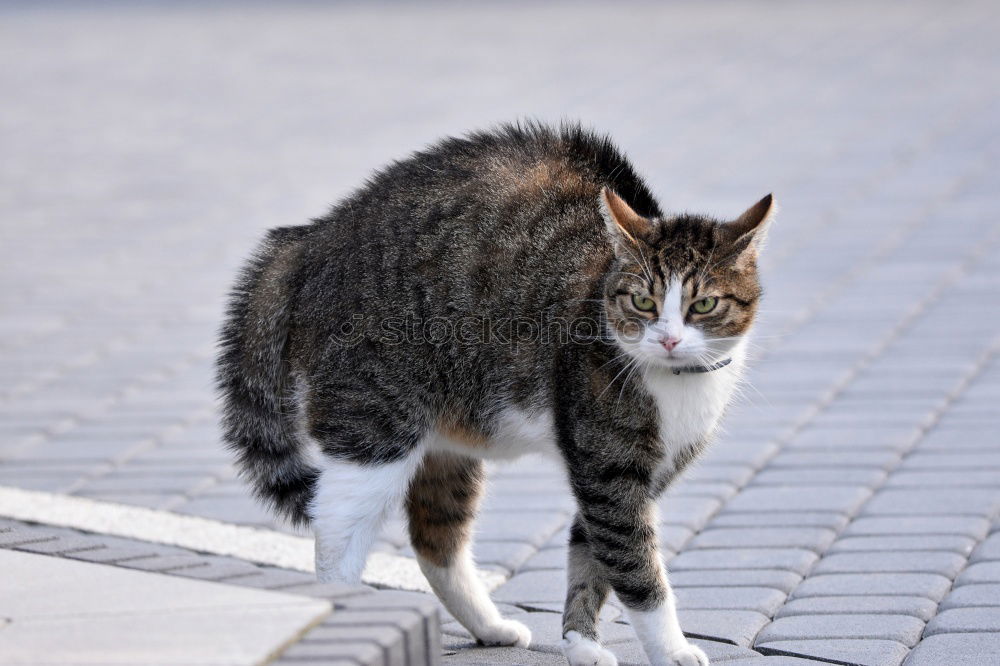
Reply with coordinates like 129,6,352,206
2,1,1000,664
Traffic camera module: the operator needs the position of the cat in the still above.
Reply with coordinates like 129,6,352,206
217,122,774,666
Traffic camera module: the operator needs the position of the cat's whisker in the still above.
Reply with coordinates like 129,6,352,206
598,355,639,401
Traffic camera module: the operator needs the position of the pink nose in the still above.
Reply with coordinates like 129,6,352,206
661,337,682,352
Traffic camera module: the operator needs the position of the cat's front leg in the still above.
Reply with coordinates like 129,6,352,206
570,478,708,665
562,515,618,666
406,452,531,648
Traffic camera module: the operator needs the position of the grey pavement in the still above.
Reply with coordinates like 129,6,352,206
2,1,1000,665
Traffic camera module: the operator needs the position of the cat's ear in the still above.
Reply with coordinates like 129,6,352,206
600,187,653,245
726,193,776,268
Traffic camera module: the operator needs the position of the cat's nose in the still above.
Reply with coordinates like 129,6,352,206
661,336,682,352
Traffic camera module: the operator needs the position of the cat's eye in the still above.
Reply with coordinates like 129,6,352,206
691,297,717,314
631,293,656,312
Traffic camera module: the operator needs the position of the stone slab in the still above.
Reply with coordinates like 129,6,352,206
669,548,818,575
755,614,924,646
940,584,1000,610
903,632,1000,666
829,535,977,556
924,608,1000,636
757,638,910,666
810,551,967,578
775,595,939,621
0,550,330,665
689,527,837,552
790,573,953,601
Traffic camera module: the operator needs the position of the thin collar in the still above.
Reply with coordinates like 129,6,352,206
671,357,733,375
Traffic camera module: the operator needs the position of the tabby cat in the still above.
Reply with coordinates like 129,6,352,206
217,123,774,666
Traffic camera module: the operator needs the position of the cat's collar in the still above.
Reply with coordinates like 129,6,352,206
670,357,733,375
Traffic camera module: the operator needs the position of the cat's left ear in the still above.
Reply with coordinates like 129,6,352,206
726,193,777,268
600,187,654,245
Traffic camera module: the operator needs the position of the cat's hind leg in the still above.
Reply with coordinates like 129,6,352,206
311,450,423,584
406,451,531,648
562,515,618,666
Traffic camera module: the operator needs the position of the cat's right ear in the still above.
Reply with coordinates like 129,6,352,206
600,187,653,246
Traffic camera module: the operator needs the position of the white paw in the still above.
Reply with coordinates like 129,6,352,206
475,618,532,648
562,630,619,666
667,642,709,666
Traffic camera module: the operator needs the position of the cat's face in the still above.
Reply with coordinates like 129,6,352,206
600,188,774,369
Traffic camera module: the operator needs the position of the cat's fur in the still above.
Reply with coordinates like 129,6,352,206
217,122,774,666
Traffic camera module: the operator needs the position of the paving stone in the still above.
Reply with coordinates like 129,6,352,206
660,525,696,552
513,602,619,624
861,489,1000,518
492,571,566,604
168,558,268,582
757,639,910,666
517,547,566,571
669,570,803,594
785,426,920,451
766,451,901,470
776,595,939,621
722,487,872,515
790,573,953,601
278,640,383,664
751,468,887,487
670,481,740,503
658,496,724,531
689,528,837,552
669,548,818,575
12,536,104,555
969,532,1000,563
444,611,631,654
844,516,990,539
228,567,315,589
656,638,760,663
680,464,756,487
675,587,788,616
903,632,1000,666
709,512,849,531
0,530,57,548
475,511,568,547
335,593,440,666
955,562,1000,586
886,470,1000,488
940,584,1000,610
901,453,1000,470
117,554,212,573
829,535,977,555
442,645,558,664
698,440,779,469
810,551,967,578
673,610,771,647
755,614,924,646
64,545,169,564
474,540,539,573
924,607,1000,636
722,659,826,665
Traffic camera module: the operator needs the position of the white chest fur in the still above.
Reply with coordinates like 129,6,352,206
644,350,745,469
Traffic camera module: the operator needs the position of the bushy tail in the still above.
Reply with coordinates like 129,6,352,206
216,225,317,526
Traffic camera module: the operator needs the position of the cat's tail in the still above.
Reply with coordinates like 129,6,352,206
216,225,318,527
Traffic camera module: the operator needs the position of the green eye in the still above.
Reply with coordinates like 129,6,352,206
631,293,656,312
692,297,718,314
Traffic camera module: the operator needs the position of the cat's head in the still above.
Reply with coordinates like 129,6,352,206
599,187,775,370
